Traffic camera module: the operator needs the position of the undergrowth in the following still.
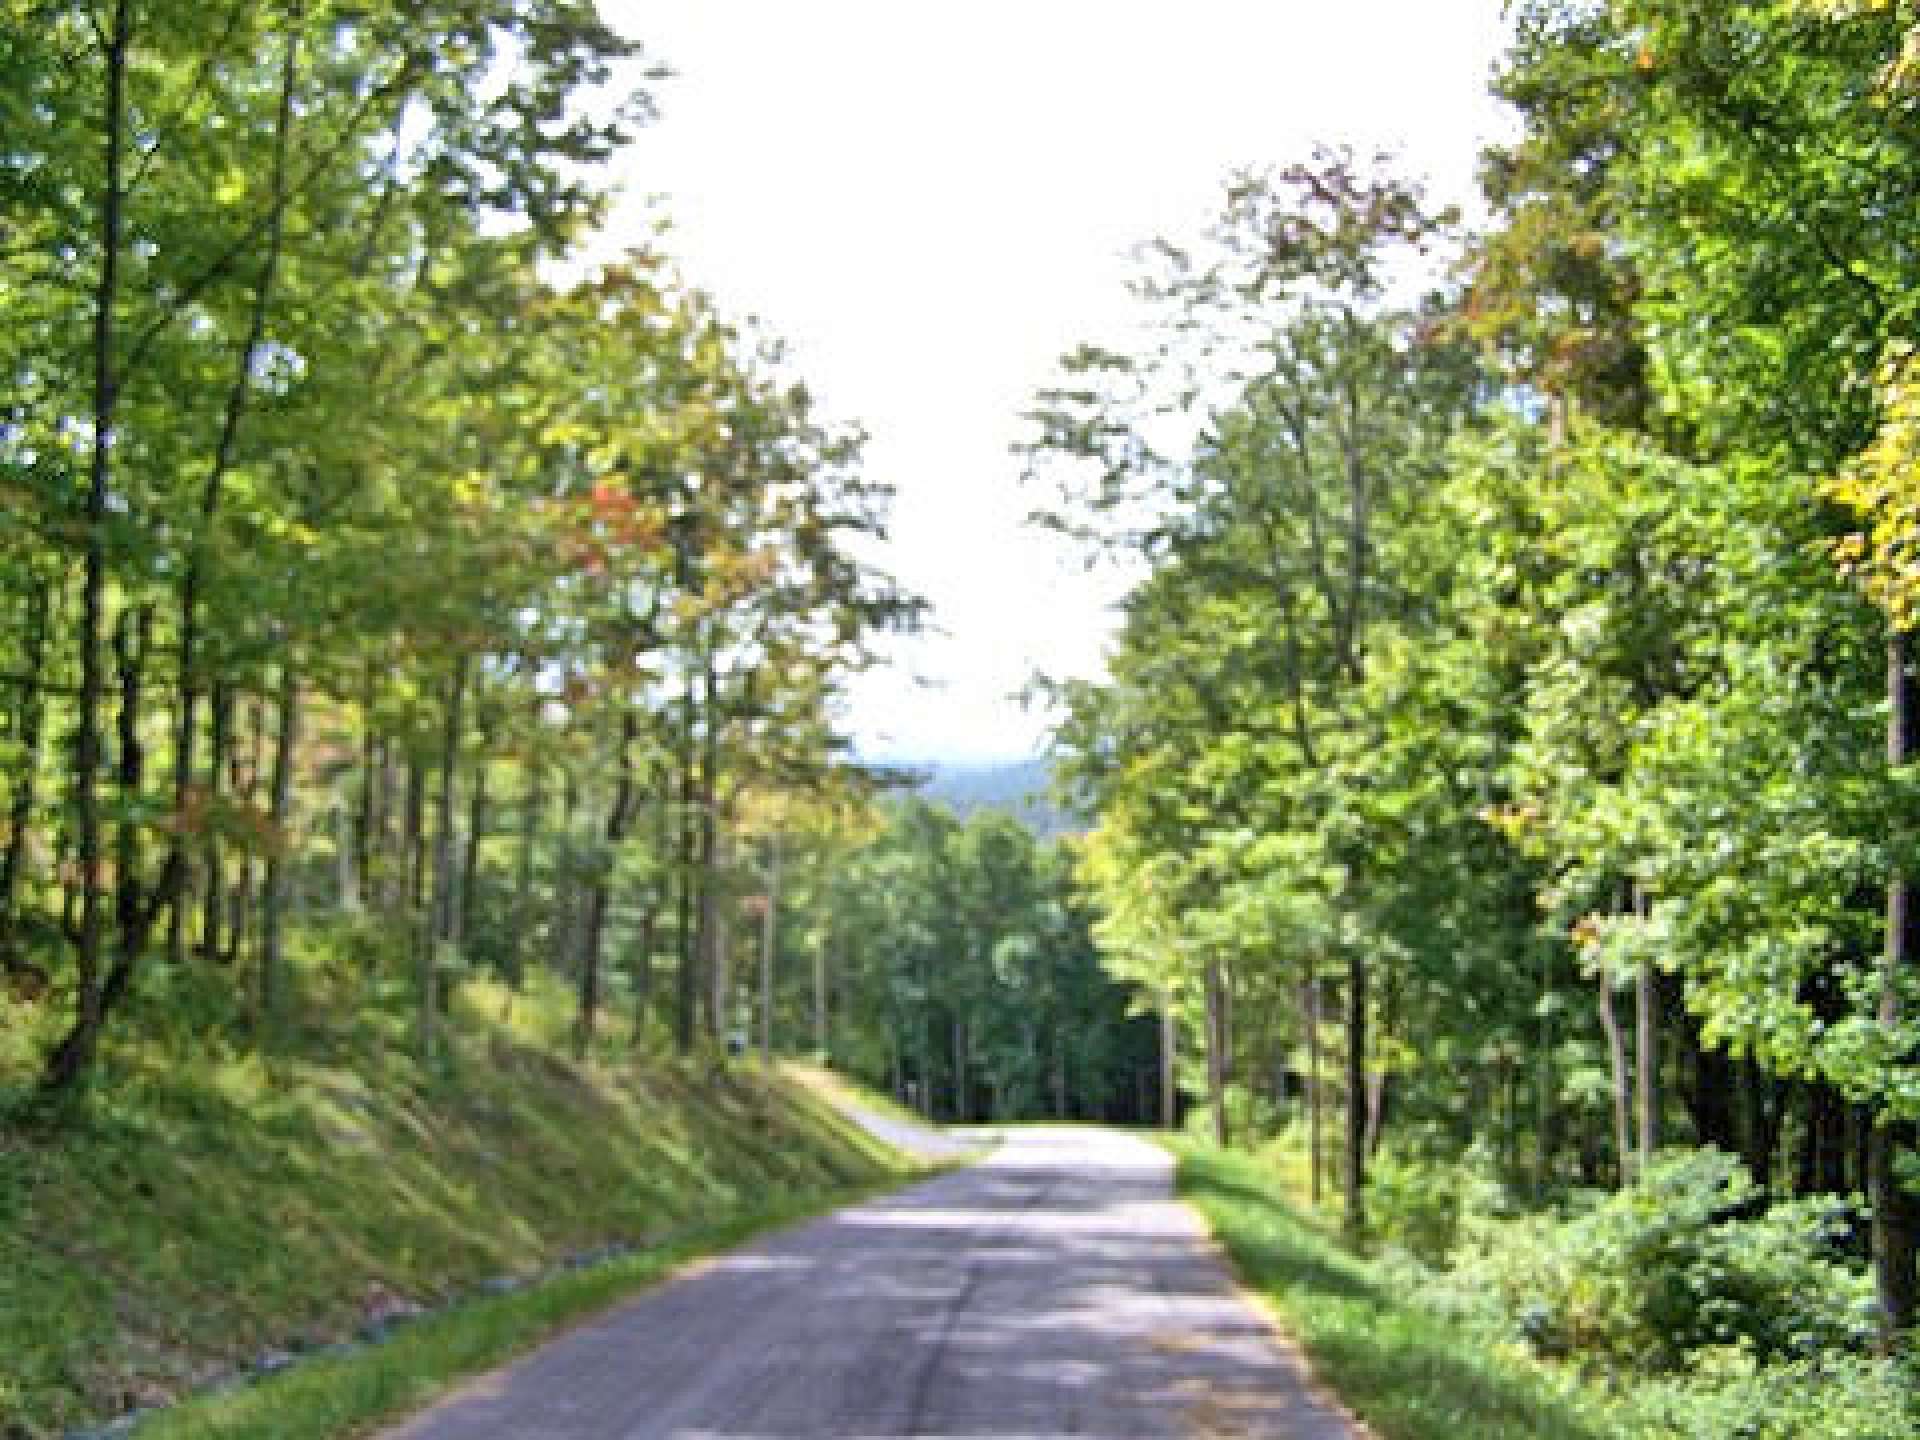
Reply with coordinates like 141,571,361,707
1175,1136,1919,1440
1,965,909,1436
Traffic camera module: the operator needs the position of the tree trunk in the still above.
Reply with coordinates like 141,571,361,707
632,899,655,1047
201,682,235,963
1634,885,1659,1175
759,832,780,1065
674,669,699,1053
1,581,49,973
403,745,427,1056
1873,629,1920,1347
1306,970,1323,1207
1598,960,1633,1185
1799,1076,1849,1198
41,0,132,1096
432,661,466,950
259,662,300,1031
159,13,300,967
1365,960,1396,1159
1535,940,1556,1202
1344,947,1367,1235
951,1016,966,1119
102,607,155,1013
459,735,488,950
699,657,724,1045
577,709,636,1057
422,659,467,1062
1161,986,1179,1132
351,674,377,911
403,756,426,915
1206,956,1229,1147
509,761,542,993
813,927,830,1061
1687,1023,1738,1159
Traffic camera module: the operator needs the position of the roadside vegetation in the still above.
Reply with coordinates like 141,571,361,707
1180,1138,1920,1440
1025,2,1920,1432
15,1,1920,1436
2,967,908,1434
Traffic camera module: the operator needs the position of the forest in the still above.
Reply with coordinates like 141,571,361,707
1017,1,1920,1433
10,0,1920,1437
0,3,1148,1139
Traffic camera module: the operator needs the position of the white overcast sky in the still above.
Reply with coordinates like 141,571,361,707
595,2,1517,762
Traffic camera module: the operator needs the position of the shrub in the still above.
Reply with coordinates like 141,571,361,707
1453,1148,1871,1373
1625,1352,1919,1440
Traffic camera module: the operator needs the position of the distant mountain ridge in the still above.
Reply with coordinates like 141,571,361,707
908,757,1082,835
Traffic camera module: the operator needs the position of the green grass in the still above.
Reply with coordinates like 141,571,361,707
1168,1140,1622,1440
781,1059,933,1130
134,1182,898,1440
1,970,918,1437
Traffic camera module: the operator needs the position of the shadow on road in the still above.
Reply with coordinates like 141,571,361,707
389,1130,1358,1438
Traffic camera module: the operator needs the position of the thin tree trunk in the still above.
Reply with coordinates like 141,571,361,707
675,675,698,1052
707,820,729,1043
459,732,488,949
509,761,542,994
951,1015,966,1119
201,682,234,963
1599,960,1633,1186
422,659,467,1062
1535,940,1555,1202
105,607,153,1009
351,672,377,912
1364,961,1396,1159
402,749,427,1056
1206,957,1228,1147
159,11,301,956
1305,969,1323,1207
1873,629,1920,1347
632,899,656,1048
42,0,133,1095
577,710,637,1056
224,695,268,970
1161,986,1178,1131
432,661,466,949
813,922,830,1061
1344,947,1367,1235
1634,884,1659,1174
759,832,780,1065
259,661,299,1031
403,756,426,914
1,581,49,973
698,654,723,1043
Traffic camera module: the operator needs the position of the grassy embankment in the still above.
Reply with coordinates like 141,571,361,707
782,1059,931,1129
1,972,920,1438
1169,1139,1618,1440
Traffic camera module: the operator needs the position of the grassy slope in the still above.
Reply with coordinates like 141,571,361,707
783,1059,930,1129
1170,1140,1621,1440
0,978,908,1436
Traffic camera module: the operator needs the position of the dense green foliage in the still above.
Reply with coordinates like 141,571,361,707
781,797,1158,1124
1022,0,1920,1427
1174,1140,1615,1440
21,1,1920,1434
1184,1138,1920,1440
0,0,917,1106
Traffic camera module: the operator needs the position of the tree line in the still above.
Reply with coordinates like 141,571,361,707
0,1,917,1096
792,797,1160,1125
1024,0,1920,1360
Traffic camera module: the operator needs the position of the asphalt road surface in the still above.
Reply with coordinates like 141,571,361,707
385,1128,1360,1439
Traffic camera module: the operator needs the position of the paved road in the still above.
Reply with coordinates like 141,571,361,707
386,1129,1359,1439
829,1097,986,1164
